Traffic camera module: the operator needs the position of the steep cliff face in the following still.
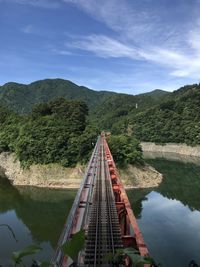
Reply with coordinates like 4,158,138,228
141,142,200,157
0,152,162,189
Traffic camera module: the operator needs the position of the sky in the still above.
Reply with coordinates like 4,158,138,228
0,0,200,94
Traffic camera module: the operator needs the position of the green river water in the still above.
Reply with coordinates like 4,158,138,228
0,153,200,267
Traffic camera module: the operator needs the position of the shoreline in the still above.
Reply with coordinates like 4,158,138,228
141,142,200,157
0,152,162,189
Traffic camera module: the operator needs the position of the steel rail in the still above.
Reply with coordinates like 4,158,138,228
94,149,100,266
50,137,101,267
51,135,149,267
83,138,123,266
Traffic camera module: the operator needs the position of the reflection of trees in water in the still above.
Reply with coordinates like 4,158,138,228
127,188,153,218
127,157,200,218
0,180,76,247
0,178,23,213
147,158,200,212
144,152,200,166
1,156,199,249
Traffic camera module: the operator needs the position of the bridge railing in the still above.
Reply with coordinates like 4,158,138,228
50,136,100,267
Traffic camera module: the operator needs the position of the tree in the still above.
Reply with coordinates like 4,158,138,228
108,135,143,167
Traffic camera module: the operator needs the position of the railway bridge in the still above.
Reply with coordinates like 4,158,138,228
51,135,150,267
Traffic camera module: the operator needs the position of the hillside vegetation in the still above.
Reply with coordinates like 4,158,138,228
0,79,116,113
0,79,116,114
1,78,200,147
0,79,168,118
0,98,143,168
89,90,169,132
0,98,99,167
131,84,200,145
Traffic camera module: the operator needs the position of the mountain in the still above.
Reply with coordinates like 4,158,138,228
0,78,168,114
131,83,200,145
90,91,169,132
0,79,116,113
0,77,200,145
139,89,170,100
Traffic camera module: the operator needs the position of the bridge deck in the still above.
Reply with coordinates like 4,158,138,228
51,135,149,267
83,139,123,266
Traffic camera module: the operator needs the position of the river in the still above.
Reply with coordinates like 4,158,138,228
0,153,200,267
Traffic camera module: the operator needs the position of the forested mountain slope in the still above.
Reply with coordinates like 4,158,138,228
0,79,116,113
138,89,169,100
0,79,168,116
0,98,98,167
131,84,200,145
3,78,200,145
89,88,170,132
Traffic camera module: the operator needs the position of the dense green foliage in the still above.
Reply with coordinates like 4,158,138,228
91,83,200,146
0,106,21,153
108,135,143,167
0,96,144,167
1,78,200,154
90,90,169,133
0,79,116,113
0,78,168,124
131,84,200,145
0,98,99,167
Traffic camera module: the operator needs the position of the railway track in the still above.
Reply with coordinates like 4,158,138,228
51,135,149,267
83,140,123,266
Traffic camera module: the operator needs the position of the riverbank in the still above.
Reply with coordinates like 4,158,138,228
0,152,162,189
141,142,200,157
0,152,84,188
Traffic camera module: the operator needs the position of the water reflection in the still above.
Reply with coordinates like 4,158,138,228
138,191,200,267
1,152,200,267
0,179,76,266
144,151,200,166
148,158,200,212
127,153,200,267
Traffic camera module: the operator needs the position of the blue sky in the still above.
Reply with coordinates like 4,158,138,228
0,0,200,94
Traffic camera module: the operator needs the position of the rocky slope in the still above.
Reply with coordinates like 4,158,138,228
0,152,162,189
119,164,162,188
0,152,84,188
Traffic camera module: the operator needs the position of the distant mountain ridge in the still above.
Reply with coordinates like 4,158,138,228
131,83,200,145
1,78,200,145
0,79,116,113
139,89,170,99
0,78,169,114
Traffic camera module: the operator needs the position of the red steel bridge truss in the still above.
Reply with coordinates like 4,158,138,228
51,135,150,267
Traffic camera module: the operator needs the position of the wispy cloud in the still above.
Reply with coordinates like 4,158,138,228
63,0,170,44
2,0,200,91
0,0,60,8
51,48,72,56
62,0,200,80
68,35,140,59
21,24,35,34
65,32,200,79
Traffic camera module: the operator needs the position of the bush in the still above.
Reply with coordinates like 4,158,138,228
107,135,143,167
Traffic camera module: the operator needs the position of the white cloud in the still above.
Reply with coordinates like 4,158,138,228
62,0,159,43
66,33,200,79
188,20,200,54
3,0,200,84
51,48,72,56
22,24,34,34
62,0,200,80
68,35,141,59
0,0,60,8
